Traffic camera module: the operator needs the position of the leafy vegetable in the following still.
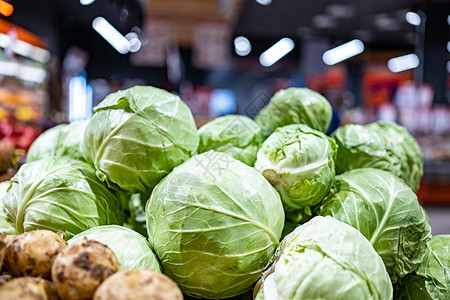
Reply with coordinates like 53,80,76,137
0,181,16,235
122,193,148,237
3,157,124,239
254,124,336,223
198,115,267,166
27,120,89,162
395,235,450,300
146,151,284,299
82,86,199,194
318,168,432,283
255,88,332,134
69,225,161,272
254,216,393,300
332,121,423,191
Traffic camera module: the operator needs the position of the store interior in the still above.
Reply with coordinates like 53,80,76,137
0,0,449,233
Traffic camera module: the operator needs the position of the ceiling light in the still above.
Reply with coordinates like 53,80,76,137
80,0,95,5
322,39,364,66
259,37,295,67
125,32,141,53
255,0,271,5
234,36,251,56
406,12,421,26
92,17,129,54
387,54,419,73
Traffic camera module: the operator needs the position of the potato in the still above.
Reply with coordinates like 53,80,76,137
0,234,6,271
0,277,58,300
93,269,183,300
51,238,119,300
5,230,67,278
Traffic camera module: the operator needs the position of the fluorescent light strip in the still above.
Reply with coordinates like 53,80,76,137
322,39,364,65
80,0,95,5
69,76,93,123
92,17,129,54
259,37,294,67
0,61,47,83
0,33,51,63
387,54,419,73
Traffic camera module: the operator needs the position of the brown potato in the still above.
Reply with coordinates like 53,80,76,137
93,269,183,300
5,230,67,278
0,234,6,271
0,277,58,300
51,238,119,300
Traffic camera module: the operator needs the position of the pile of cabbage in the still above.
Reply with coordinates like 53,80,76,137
0,85,448,300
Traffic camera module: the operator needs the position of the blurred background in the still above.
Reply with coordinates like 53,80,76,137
0,0,449,232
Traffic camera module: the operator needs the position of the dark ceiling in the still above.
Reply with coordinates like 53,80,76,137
235,0,430,49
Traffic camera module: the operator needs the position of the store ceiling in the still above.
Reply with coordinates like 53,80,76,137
2,0,445,54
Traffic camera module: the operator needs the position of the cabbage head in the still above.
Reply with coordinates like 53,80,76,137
332,121,423,191
82,85,199,194
27,120,89,162
395,235,450,300
254,216,393,300
3,157,124,239
255,87,332,133
146,151,284,299
69,225,161,272
254,124,336,223
198,115,267,166
318,168,431,283
0,181,16,235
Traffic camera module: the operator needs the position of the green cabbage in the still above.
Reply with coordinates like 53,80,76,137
27,120,89,162
69,225,161,272
254,216,393,300
318,168,432,283
198,115,267,166
146,151,284,299
0,181,16,235
82,86,199,194
2,157,124,239
395,235,450,300
255,88,332,133
332,121,423,191
254,124,336,223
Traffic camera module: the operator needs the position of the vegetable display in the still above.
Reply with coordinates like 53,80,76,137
2,157,124,239
255,124,336,223
82,85,199,194
0,84,446,299
255,87,332,133
254,216,393,300
27,120,89,162
69,225,161,272
146,151,284,299
332,121,423,191
395,235,450,300
198,114,267,166
318,168,431,282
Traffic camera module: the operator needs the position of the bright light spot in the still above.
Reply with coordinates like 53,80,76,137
69,76,93,123
388,54,420,73
125,32,141,52
80,0,95,5
0,61,47,83
234,36,251,56
322,39,364,65
448,15,450,26
406,12,421,26
0,0,14,17
447,61,450,73
255,0,271,5
92,17,129,54
259,37,295,67
447,41,450,53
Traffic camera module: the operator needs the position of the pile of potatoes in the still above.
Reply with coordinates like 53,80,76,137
0,230,183,300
